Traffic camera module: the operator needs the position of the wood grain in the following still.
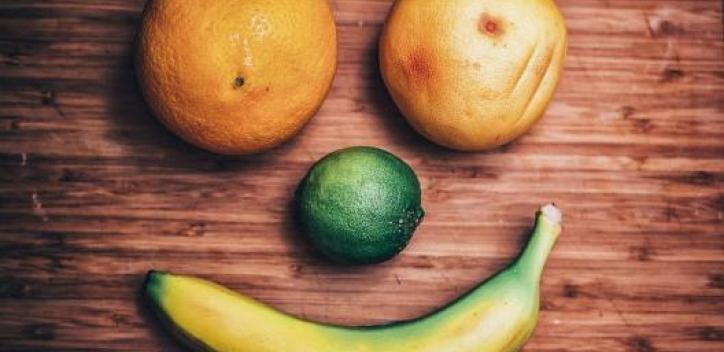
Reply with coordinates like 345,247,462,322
1,0,722,351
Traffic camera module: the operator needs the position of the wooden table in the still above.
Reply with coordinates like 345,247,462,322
1,1,722,351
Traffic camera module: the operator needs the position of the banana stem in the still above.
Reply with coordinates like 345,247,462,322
514,204,563,282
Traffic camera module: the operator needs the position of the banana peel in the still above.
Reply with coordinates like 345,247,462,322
145,204,563,351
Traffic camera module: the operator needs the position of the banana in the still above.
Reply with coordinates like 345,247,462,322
145,204,563,352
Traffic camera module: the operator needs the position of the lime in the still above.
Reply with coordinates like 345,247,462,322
295,147,424,264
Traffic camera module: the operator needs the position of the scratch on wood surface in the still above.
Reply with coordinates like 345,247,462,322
30,192,48,222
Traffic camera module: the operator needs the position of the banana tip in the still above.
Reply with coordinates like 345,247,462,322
540,204,562,224
144,270,170,288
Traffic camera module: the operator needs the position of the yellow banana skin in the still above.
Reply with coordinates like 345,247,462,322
145,204,562,352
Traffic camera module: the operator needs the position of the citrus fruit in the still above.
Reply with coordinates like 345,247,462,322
295,147,424,264
379,0,567,151
136,0,337,155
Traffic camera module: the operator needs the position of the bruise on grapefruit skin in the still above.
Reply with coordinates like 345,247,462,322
478,13,505,38
403,48,434,84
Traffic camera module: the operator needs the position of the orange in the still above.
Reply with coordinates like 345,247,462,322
379,0,567,151
136,0,337,155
